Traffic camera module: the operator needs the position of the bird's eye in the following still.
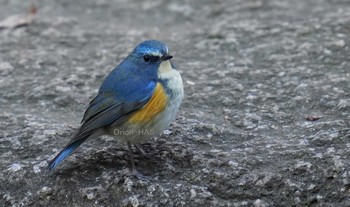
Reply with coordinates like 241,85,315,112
143,55,151,62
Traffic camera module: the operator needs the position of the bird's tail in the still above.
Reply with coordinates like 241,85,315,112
48,137,88,171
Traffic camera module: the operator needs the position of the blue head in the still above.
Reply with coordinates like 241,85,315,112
121,40,173,80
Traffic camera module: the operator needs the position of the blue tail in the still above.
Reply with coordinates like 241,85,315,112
48,138,87,170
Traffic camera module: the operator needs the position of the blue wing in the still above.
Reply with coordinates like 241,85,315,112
48,66,156,170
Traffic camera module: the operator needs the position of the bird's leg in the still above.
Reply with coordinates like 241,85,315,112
133,144,146,155
127,142,136,172
127,142,151,180
133,144,151,158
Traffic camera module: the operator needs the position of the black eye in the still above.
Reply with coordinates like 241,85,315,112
143,55,151,62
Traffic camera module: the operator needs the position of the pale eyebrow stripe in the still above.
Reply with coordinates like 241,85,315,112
149,51,162,57
143,48,164,57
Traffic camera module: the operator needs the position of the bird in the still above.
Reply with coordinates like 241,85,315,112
48,40,184,177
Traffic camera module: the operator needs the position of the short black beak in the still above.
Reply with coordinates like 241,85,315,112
162,54,173,61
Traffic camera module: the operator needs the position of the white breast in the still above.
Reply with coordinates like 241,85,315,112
156,60,184,129
158,59,184,108
147,59,184,136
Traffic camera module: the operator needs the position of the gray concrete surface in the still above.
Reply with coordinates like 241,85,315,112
1,0,350,206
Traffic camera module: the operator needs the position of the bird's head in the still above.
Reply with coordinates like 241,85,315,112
124,40,174,79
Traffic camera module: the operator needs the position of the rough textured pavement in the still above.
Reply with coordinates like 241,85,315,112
1,0,350,206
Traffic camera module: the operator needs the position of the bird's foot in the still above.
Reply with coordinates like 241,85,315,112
132,169,151,181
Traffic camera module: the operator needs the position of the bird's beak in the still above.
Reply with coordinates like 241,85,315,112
162,54,173,61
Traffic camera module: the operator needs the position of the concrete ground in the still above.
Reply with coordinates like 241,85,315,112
0,0,350,206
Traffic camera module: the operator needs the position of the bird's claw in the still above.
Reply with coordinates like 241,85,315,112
132,169,152,181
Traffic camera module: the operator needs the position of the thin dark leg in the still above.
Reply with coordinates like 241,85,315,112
127,142,151,181
133,144,147,156
127,142,136,172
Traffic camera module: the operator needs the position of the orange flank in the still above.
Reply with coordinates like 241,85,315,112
128,83,168,124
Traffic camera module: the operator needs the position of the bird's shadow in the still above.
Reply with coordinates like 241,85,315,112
48,142,170,178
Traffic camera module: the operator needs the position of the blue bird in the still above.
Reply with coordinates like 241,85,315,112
48,40,184,177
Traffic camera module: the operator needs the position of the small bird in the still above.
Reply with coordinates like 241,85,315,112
48,40,184,177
